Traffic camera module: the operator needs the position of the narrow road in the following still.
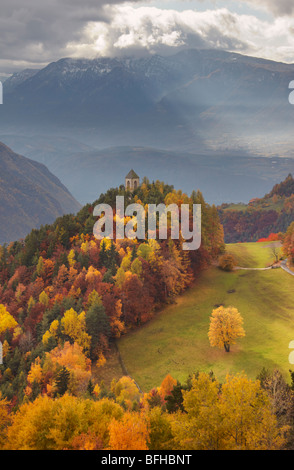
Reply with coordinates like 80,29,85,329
234,266,272,271
234,260,294,276
280,259,294,276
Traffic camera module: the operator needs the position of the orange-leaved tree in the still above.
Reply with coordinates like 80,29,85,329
283,222,294,265
108,412,149,450
208,306,245,352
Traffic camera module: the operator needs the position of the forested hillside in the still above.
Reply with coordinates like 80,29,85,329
219,174,294,243
0,180,224,405
1,180,294,450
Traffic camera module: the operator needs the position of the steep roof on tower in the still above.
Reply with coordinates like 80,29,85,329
125,169,139,179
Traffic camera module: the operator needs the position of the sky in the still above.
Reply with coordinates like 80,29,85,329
1,0,294,74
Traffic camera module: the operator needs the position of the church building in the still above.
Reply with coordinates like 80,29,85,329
125,169,140,191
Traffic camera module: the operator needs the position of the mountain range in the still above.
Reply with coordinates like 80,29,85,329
1,48,294,221
0,142,81,245
1,49,294,155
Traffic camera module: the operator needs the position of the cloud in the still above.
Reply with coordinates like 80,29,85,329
239,0,294,17
66,5,294,63
0,0,141,71
1,1,294,73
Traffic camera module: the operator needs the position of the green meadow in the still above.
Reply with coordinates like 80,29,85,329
226,241,282,268
116,242,294,391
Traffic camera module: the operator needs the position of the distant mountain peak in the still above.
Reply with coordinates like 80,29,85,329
3,68,40,93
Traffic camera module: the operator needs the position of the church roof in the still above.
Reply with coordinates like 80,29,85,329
125,169,139,179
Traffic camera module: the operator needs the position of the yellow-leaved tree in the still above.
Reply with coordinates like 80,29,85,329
61,308,91,354
111,376,141,410
208,305,245,352
0,304,18,335
171,372,287,450
3,394,123,450
0,392,10,447
42,309,91,355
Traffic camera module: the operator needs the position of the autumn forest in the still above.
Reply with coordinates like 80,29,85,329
0,178,294,450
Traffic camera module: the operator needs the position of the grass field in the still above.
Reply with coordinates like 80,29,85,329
226,241,282,268
223,199,285,213
109,242,294,392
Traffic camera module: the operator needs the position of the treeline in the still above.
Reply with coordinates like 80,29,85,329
0,368,293,450
283,221,294,265
267,173,294,199
219,174,294,243
0,180,224,405
218,209,294,243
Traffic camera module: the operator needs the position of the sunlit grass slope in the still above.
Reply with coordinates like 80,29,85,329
226,241,282,268
118,243,293,391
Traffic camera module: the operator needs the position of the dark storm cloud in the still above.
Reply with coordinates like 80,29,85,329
0,0,141,71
